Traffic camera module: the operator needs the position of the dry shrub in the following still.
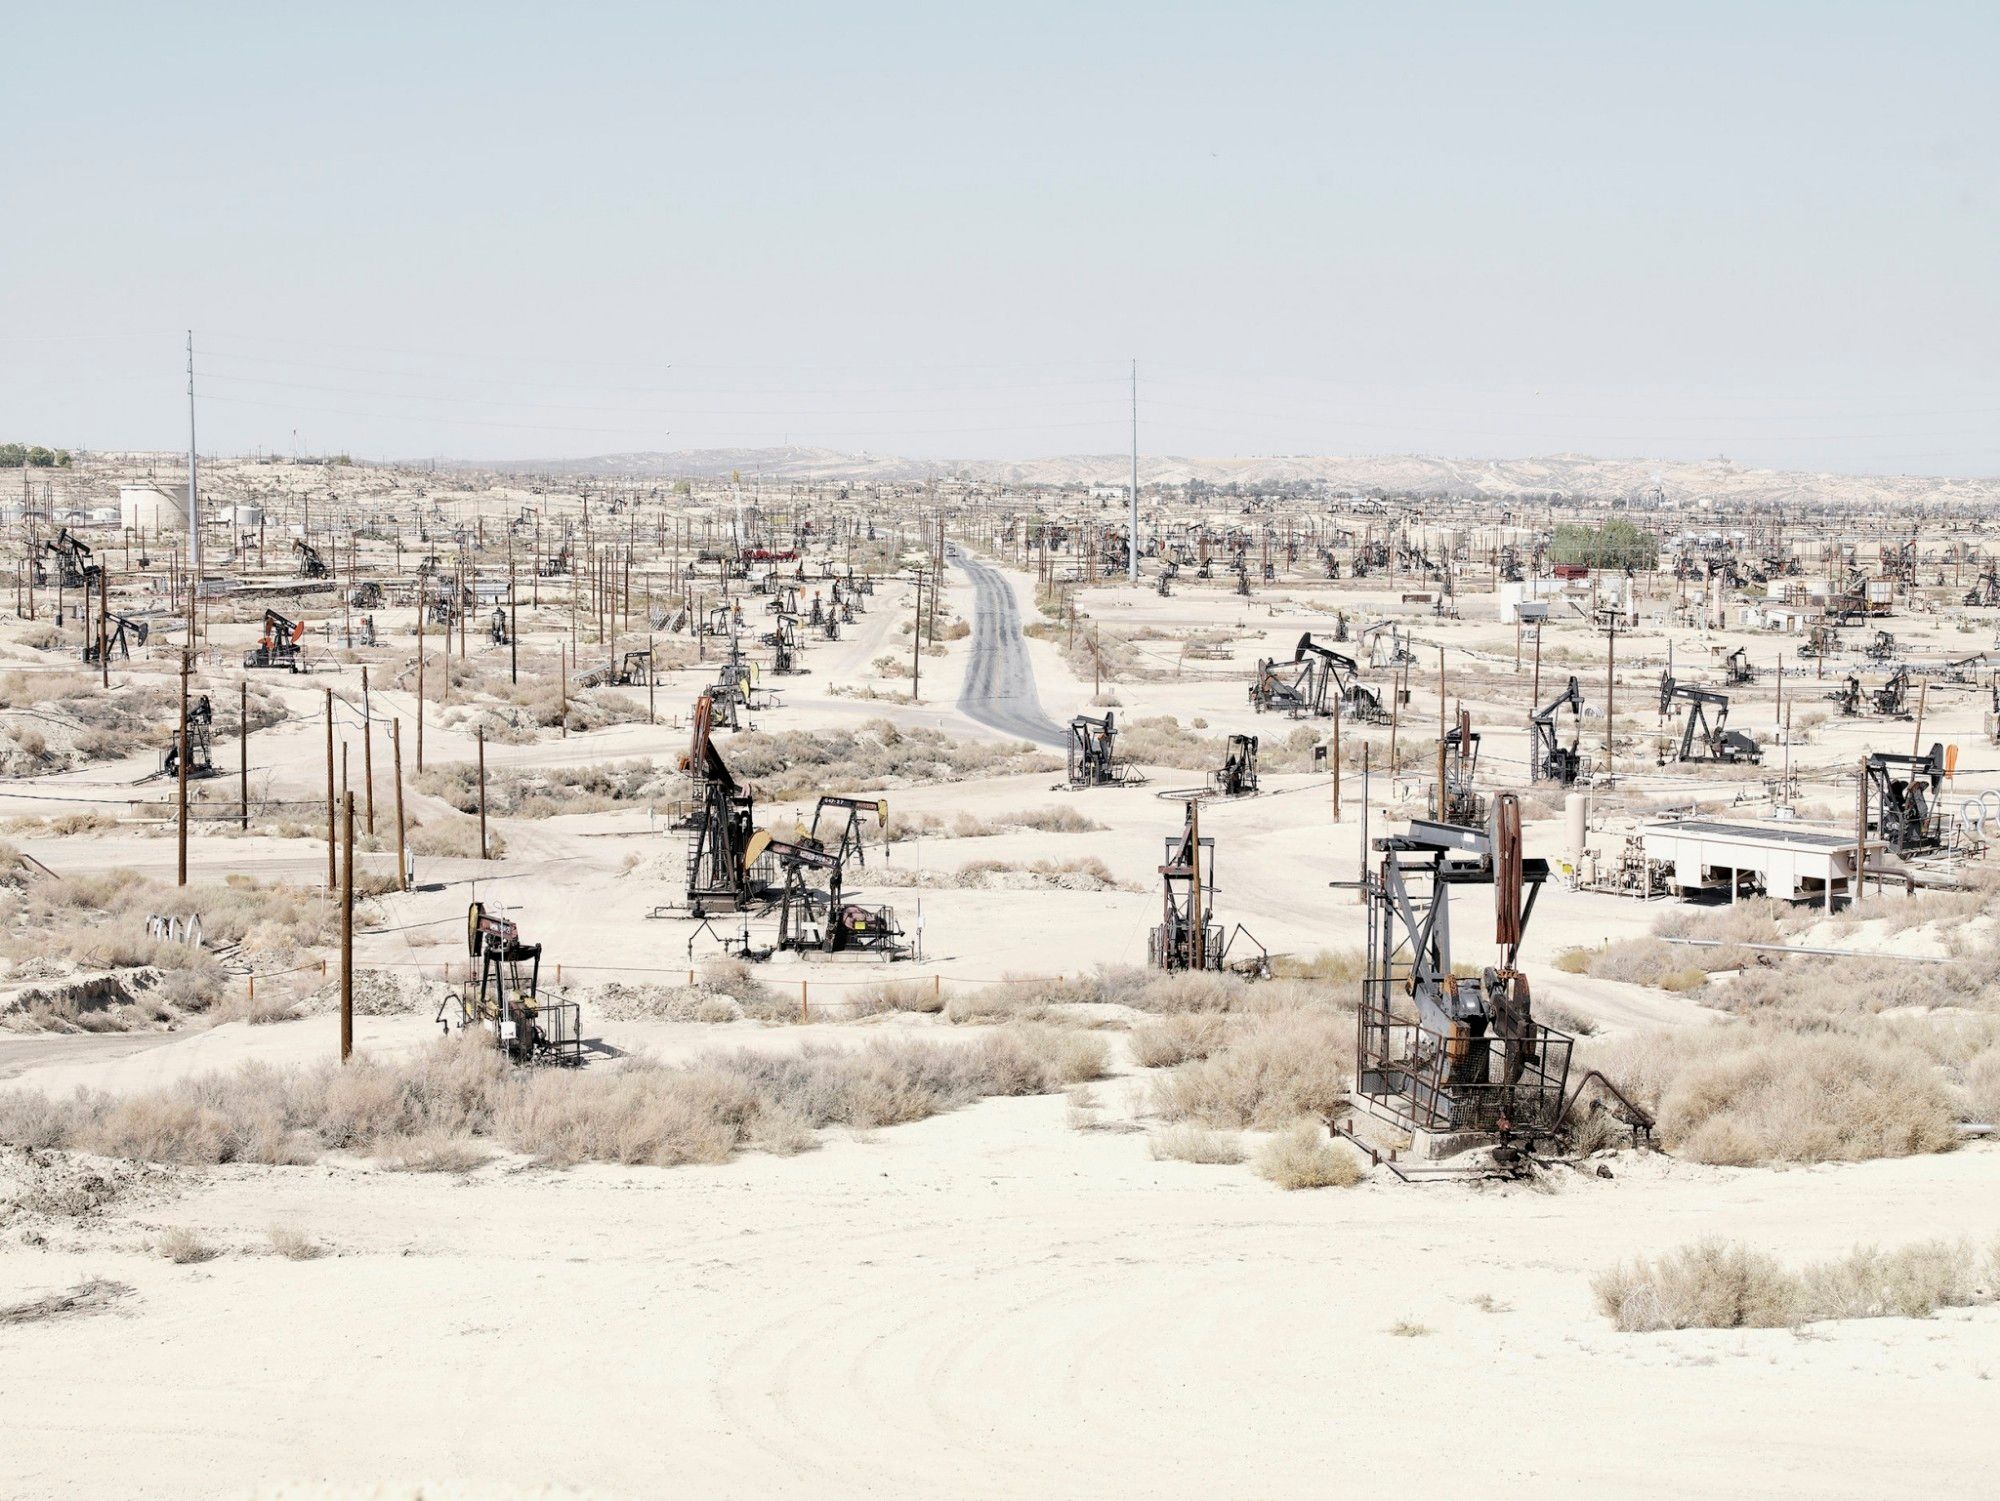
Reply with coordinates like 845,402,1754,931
1130,1012,1229,1068
1584,938,1710,992
267,1225,324,1260
2,1024,1107,1173
412,758,671,819
845,977,947,1016
723,719,1058,802
156,1226,218,1264
0,1277,134,1326
1595,1238,1993,1332
1149,1123,1245,1165
1607,1024,1961,1164
1269,949,1366,986
376,1130,493,1173
406,813,505,859
1966,1048,2000,1124
1153,1009,1355,1128
1254,1120,1364,1189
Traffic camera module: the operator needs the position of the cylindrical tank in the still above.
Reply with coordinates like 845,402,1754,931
119,485,189,533
230,503,264,531
1565,792,1589,864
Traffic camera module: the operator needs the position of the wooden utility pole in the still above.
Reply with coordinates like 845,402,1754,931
416,595,426,772
1603,622,1617,786
239,681,250,831
176,649,191,887
476,725,489,861
324,687,336,890
98,567,108,688
1331,691,1342,823
1189,798,1205,971
509,557,518,685
1435,648,1447,815
911,572,924,702
361,666,376,835
392,718,408,893
1910,680,1929,759
340,790,354,1063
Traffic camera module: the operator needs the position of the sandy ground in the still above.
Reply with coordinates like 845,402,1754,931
5,475,2000,1498
2,1014,1995,1500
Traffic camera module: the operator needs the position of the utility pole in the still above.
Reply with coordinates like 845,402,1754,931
340,790,354,1063
476,724,489,861
98,567,108,688
415,591,425,772
176,649,190,887
1189,798,1205,970
392,718,408,893
1128,358,1139,583
1603,622,1617,787
910,571,924,702
186,331,202,595
239,681,250,831
362,666,376,836
324,687,336,890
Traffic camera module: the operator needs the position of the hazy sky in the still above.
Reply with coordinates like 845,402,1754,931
4,2,1995,474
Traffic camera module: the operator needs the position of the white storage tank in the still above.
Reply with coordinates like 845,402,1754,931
120,485,189,533
230,503,264,531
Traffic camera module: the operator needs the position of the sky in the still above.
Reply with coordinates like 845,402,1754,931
2,2,1996,475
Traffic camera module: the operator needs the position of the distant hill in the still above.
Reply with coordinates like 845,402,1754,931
468,447,2000,508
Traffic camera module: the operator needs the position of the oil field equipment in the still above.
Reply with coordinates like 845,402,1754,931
1723,646,1757,685
1149,801,1221,971
764,821,906,957
578,649,656,688
1865,628,1897,663
1867,744,1946,855
36,529,101,590
1427,710,1486,827
1354,795,1574,1149
1800,621,1840,659
1828,673,1863,716
1657,675,1761,765
1209,734,1259,798
489,606,509,646
805,795,888,868
1067,712,1133,788
769,614,805,675
244,609,307,672
84,612,149,664
1530,675,1586,786
451,902,581,1065
681,694,769,913
161,694,215,779
350,581,384,610
1871,665,1911,717
1250,633,1387,722
294,539,330,578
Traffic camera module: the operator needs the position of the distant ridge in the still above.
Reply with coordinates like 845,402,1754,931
454,447,2000,508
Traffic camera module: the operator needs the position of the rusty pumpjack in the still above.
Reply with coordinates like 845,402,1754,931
1427,710,1486,827
448,902,581,1065
1723,646,1757,686
1530,675,1586,786
244,609,307,672
1658,675,1761,765
1353,795,1574,1151
1147,800,1266,974
1867,744,1946,855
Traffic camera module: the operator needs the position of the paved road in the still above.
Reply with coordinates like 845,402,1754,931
950,549,1067,748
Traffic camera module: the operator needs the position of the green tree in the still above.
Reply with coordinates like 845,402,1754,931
1551,518,1657,570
